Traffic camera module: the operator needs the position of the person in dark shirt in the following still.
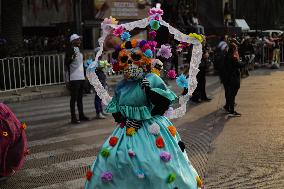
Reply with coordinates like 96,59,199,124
223,43,242,117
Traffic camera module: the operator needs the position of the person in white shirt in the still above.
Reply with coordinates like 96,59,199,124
65,34,90,124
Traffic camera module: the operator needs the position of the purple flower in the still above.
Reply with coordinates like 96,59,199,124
149,31,157,39
160,151,172,162
128,149,136,157
101,171,113,182
139,40,147,48
157,45,172,59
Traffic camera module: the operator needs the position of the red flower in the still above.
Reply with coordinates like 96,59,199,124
21,123,27,130
109,136,119,147
86,170,93,181
156,137,165,148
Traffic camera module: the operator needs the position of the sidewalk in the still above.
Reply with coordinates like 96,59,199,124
0,75,123,103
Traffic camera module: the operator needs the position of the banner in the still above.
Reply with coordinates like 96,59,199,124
95,0,150,20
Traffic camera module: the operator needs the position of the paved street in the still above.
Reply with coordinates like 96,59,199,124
1,68,284,189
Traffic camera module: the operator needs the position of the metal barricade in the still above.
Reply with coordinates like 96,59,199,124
0,54,65,93
262,43,284,64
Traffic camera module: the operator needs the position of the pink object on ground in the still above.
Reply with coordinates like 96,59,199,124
0,103,28,177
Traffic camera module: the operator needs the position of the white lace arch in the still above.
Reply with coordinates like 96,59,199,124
86,18,202,119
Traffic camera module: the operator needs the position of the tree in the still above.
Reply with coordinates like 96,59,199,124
1,0,23,54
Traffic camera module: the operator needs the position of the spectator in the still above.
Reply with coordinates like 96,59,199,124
223,43,242,117
65,34,90,124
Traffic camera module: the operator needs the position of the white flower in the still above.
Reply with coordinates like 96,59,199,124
148,123,160,135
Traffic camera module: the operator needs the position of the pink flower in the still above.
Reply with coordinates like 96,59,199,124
148,8,164,16
113,26,124,37
157,45,172,59
148,41,157,51
167,70,177,79
141,43,151,52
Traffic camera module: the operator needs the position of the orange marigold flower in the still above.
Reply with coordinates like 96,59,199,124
21,123,27,130
168,126,177,137
86,170,93,181
2,131,8,137
126,127,136,136
109,136,119,147
156,136,165,148
131,39,139,48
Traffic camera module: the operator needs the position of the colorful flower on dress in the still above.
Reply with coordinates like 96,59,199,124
113,26,125,37
189,33,203,43
148,41,157,51
137,170,145,179
148,123,160,135
148,7,164,17
109,136,118,147
143,49,153,58
149,31,157,39
126,127,136,136
141,43,151,52
167,173,176,183
157,45,172,59
176,74,188,89
103,16,118,25
160,151,172,162
21,123,27,130
139,40,147,48
131,39,139,48
121,31,131,41
101,171,113,182
149,20,160,30
156,136,165,148
128,149,136,157
86,170,93,181
167,126,177,137
119,122,125,128
196,176,203,188
2,131,8,137
167,70,177,79
101,148,110,157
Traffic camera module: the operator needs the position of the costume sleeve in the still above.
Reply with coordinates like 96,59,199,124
145,74,177,116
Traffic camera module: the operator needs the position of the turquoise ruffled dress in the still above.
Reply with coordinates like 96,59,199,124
85,73,200,189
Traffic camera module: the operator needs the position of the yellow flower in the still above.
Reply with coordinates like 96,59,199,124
151,68,160,76
2,131,8,137
126,127,136,136
110,16,118,25
189,33,203,43
196,176,203,187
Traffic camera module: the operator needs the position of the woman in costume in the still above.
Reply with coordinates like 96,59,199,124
85,7,204,188
85,38,203,188
0,103,28,181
